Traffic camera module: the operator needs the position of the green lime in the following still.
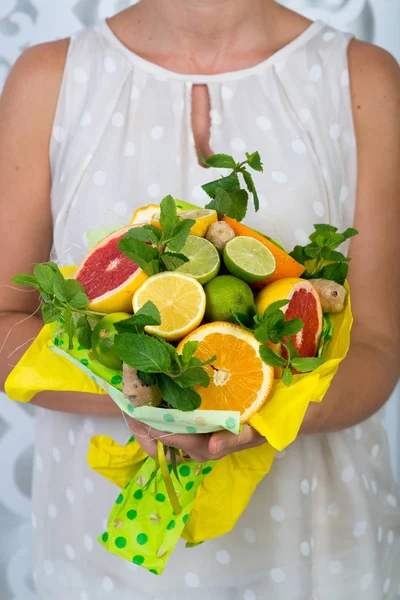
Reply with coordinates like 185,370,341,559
204,275,254,322
174,235,220,285
223,236,276,283
91,312,131,369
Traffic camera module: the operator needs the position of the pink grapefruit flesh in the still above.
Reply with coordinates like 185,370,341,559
73,225,148,313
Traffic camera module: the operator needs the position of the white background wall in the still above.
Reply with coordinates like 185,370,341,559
0,1,399,599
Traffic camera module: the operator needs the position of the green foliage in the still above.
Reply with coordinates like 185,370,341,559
118,195,194,275
113,307,214,411
233,301,323,386
12,262,99,348
289,224,358,284
201,151,263,220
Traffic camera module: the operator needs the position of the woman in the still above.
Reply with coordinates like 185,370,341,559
0,0,399,598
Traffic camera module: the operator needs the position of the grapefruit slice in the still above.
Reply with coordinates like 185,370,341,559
255,277,323,358
73,225,148,313
132,272,206,341
177,322,274,422
221,216,305,284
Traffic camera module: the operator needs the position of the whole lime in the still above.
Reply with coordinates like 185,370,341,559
91,312,131,370
204,275,254,323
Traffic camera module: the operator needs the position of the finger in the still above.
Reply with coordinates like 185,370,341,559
145,428,212,456
208,425,261,455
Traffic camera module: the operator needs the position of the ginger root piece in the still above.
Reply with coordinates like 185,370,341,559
122,363,162,407
206,221,235,253
311,279,347,313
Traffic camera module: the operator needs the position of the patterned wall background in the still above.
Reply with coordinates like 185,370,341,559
0,1,399,599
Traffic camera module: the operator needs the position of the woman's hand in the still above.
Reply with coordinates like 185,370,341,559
128,418,266,462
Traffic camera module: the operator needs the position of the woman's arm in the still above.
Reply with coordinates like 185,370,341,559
300,40,400,434
0,43,120,416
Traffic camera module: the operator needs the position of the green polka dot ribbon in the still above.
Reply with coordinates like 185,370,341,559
98,442,216,576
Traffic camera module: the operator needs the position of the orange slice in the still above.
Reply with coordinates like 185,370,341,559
222,216,305,284
177,322,274,422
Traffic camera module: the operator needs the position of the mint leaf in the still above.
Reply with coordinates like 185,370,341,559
312,263,348,285
262,299,290,319
253,323,269,344
160,252,189,271
114,301,161,334
159,195,177,240
181,341,199,365
174,367,210,389
291,357,323,372
156,374,201,411
281,318,304,337
229,189,248,222
64,279,88,309
304,245,321,259
122,225,161,245
34,264,56,296
322,250,349,263
242,170,259,212
245,151,263,172
282,367,293,386
203,154,236,169
76,316,92,350
205,186,233,217
41,302,62,324
53,271,68,303
118,237,161,275
313,224,337,235
12,274,40,289
137,371,157,387
202,173,240,199
259,345,287,367
289,246,307,265
342,227,358,240
115,333,171,372
232,311,255,331
166,219,195,252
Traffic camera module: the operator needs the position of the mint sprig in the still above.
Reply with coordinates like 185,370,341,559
201,151,263,219
118,195,193,276
12,262,100,350
114,308,215,411
233,300,323,386
289,224,358,285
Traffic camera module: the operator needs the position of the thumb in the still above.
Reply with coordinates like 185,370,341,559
209,425,256,455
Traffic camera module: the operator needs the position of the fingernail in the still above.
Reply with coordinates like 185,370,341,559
212,439,227,454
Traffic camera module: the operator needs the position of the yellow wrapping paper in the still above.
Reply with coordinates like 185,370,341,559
5,284,352,546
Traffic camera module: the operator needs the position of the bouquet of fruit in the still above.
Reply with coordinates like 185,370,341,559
6,151,355,573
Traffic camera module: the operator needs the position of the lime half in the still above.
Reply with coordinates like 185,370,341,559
174,235,220,285
223,236,276,283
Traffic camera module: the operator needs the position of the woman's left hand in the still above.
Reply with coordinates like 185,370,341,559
129,418,266,462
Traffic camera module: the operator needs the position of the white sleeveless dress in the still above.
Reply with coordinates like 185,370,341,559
32,19,400,600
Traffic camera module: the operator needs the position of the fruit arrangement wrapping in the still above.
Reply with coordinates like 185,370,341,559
5,152,355,574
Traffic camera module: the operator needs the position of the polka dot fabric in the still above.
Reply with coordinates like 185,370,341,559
33,18,400,600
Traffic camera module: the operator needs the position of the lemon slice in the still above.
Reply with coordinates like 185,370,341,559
133,272,206,341
130,204,160,225
151,208,218,237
